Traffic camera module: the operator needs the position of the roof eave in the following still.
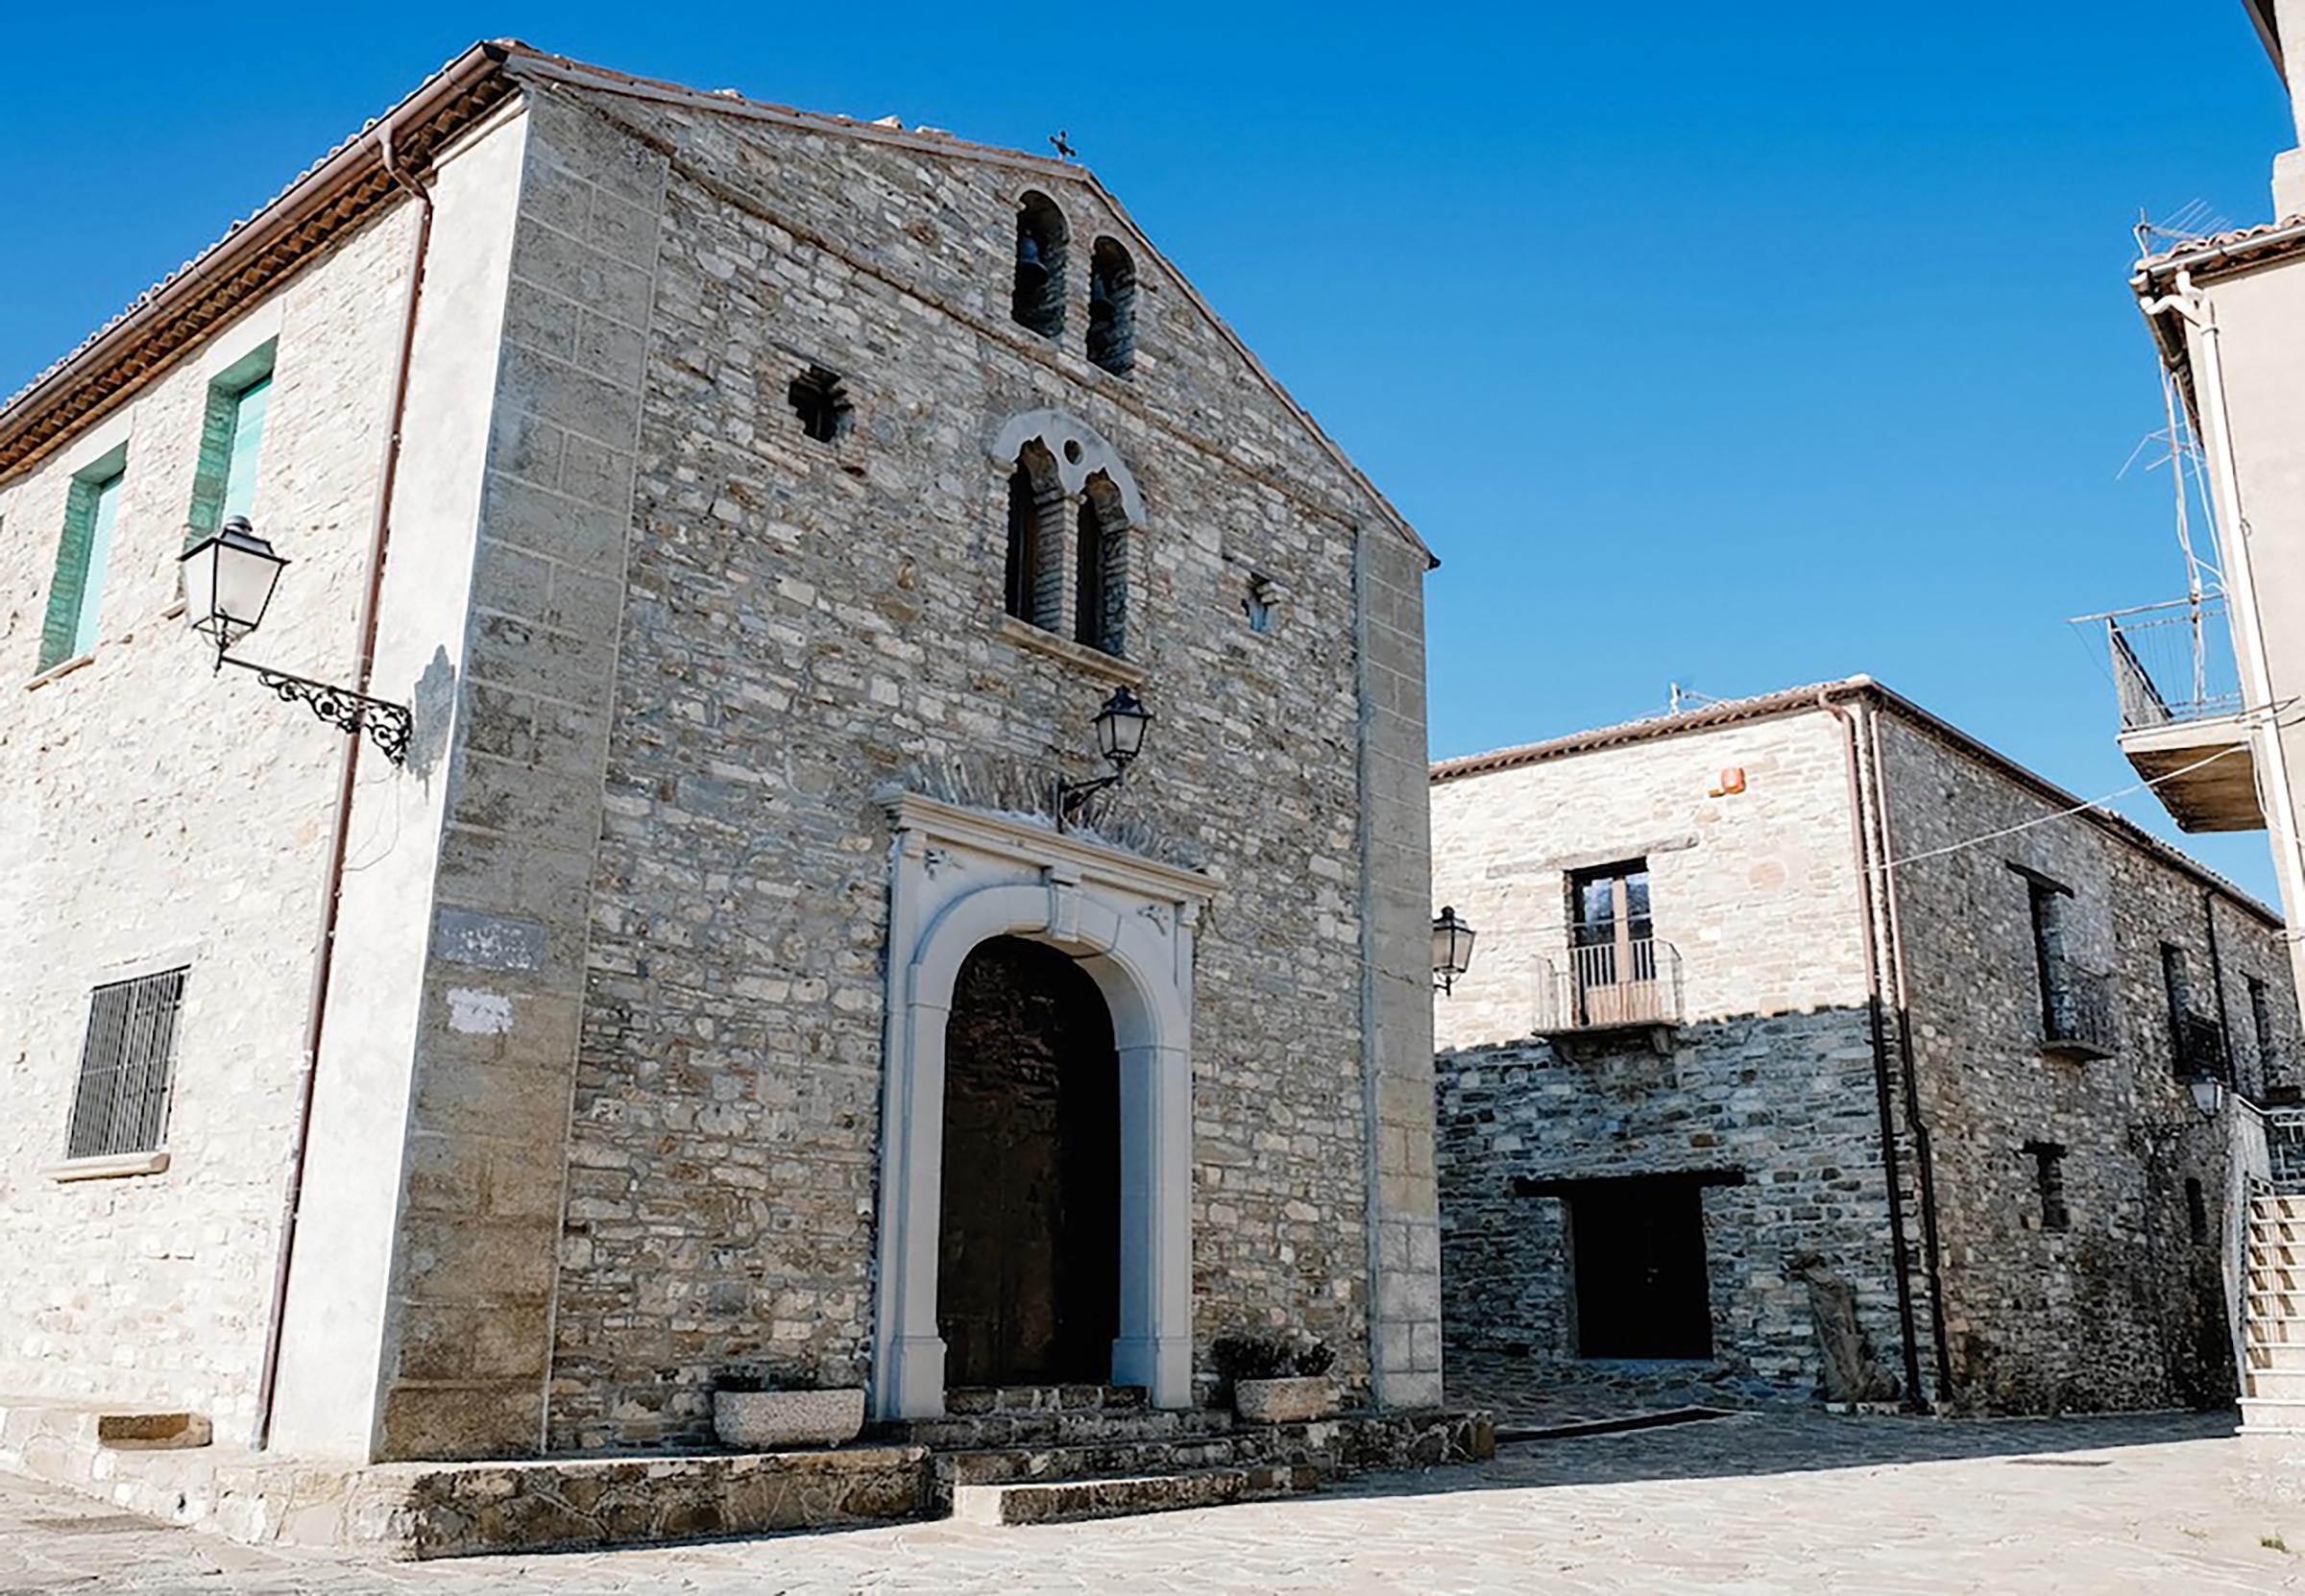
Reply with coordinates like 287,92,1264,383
0,39,522,483
1432,678,2284,928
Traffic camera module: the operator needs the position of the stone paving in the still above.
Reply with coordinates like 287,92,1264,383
6,1411,2305,1593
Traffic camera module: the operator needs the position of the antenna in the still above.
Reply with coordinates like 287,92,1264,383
2136,199,2233,256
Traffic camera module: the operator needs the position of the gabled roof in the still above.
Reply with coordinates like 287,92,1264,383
0,42,1433,564
1431,676,2284,928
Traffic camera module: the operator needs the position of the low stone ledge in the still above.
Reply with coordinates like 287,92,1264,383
220,1442,934,1559
1260,1408,1496,1474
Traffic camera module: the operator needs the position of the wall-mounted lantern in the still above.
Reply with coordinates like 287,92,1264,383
181,517,413,765
1055,686,1152,830
2190,1073,2227,1122
1433,906,1476,996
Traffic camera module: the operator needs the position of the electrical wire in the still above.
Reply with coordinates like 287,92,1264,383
1877,700,2305,874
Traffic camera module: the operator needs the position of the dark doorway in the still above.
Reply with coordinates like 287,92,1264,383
938,935,1121,1387
1567,1175,1715,1360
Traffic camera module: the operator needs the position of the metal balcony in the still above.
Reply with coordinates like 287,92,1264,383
2090,598,2262,832
1537,937,1685,1049
2178,1013,2232,1082
2039,962,2118,1061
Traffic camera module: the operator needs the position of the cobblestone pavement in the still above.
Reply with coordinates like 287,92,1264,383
6,1411,2305,1594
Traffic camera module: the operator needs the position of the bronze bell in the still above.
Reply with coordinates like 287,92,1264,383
1015,232,1050,294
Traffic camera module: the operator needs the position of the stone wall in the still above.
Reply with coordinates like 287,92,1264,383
1432,711,1905,1405
1431,689,2300,1416
1432,711,1872,1053
0,208,416,1442
521,82,1433,1447
1879,709,2296,1413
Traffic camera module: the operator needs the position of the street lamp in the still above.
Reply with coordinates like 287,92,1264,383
2190,1073,2227,1121
1433,906,1476,996
180,517,414,765
1056,686,1152,830
181,518,287,664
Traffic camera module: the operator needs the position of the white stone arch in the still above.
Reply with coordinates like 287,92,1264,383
990,408,1147,525
871,793,1209,1418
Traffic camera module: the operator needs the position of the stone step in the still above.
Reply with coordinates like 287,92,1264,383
943,1385,1148,1416
2249,1368,2305,1400
2240,1396,2305,1433
2244,1338,2305,1366
949,1462,1317,1527
936,1433,1261,1494
874,1405,1237,1451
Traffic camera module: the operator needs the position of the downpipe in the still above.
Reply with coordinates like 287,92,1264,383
1819,686,1929,1410
1863,702,1953,1403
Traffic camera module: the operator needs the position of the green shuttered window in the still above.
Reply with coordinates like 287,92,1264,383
38,453,128,673
186,343,277,544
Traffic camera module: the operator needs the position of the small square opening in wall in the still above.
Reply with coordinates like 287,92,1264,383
788,366,852,444
1244,575,1283,635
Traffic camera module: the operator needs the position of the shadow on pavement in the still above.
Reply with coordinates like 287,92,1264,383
1348,1407,2241,1500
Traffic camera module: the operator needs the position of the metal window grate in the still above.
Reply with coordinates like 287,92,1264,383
63,968,186,1160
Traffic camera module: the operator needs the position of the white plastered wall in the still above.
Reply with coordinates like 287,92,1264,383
266,103,531,1461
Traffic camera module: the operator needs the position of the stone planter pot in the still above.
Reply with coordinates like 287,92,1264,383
712,1388,865,1450
1232,1375,1335,1424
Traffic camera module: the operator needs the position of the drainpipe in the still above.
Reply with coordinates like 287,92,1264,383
2145,272,2305,966
252,114,435,1451
1818,685,1928,1409
1863,702,1954,1402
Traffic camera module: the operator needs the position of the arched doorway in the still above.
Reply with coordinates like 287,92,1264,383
871,797,1204,1419
936,935,1121,1387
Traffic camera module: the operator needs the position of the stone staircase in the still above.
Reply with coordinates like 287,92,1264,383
869,1384,1405,1526
2243,1192,2305,1433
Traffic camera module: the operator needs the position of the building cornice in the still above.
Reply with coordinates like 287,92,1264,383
878,789,1220,905
0,40,522,484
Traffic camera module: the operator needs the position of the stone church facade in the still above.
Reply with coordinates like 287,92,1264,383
1432,679,2296,1415
0,41,1440,1467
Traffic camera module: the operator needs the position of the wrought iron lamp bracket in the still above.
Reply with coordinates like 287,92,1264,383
224,655,413,766
1055,769,1124,832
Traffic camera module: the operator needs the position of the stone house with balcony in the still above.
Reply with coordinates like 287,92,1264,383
1432,677,2297,1415
0,41,1467,1544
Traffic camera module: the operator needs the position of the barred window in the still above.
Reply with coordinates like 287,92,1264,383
64,968,186,1160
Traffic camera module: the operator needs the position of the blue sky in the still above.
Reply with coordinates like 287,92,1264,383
1,3,2293,899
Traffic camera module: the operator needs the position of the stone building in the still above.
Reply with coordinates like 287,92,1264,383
1432,678,2296,1415
0,37,1444,1490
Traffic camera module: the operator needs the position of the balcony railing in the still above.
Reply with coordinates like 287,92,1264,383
2178,1013,2232,1081
2267,1105,2305,1193
2096,596,2243,731
2041,962,2119,1059
1537,937,1685,1033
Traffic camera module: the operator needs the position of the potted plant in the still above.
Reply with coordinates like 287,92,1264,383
710,1370,866,1451
1213,1332,1338,1423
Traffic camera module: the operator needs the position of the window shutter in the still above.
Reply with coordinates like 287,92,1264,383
38,469,123,672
